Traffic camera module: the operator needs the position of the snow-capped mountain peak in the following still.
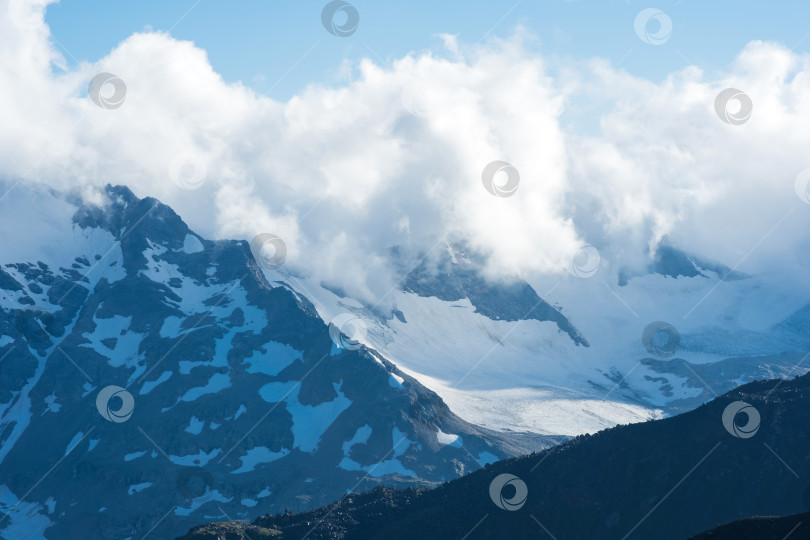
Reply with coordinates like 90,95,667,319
0,183,556,539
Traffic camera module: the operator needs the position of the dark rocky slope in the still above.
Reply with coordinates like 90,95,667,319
688,511,810,540
179,372,810,539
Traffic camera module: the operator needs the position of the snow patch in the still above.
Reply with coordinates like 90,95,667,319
185,417,204,435
258,381,352,453
64,432,84,455
127,482,152,495
180,372,231,402
181,234,204,254
342,425,372,458
159,316,184,338
81,382,95,398
174,489,231,517
43,393,61,414
0,485,52,540
436,429,462,447
242,341,302,376
170,448,221,467
339,427,417,477
231,447,290,474
124,451,147,462
477,451,499,465
81,314,146,383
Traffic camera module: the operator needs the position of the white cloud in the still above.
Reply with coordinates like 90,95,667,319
2,0,810,302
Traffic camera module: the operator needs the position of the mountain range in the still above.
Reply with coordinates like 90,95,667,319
1,182,808,539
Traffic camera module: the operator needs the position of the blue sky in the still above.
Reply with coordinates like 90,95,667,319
45,0,810,100
5,0,810,305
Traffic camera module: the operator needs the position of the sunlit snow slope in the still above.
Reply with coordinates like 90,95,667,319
282,244,810,437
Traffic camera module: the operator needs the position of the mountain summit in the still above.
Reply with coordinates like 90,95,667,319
0,184,554,540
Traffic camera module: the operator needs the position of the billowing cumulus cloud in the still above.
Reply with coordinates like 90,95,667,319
2,0,810,303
